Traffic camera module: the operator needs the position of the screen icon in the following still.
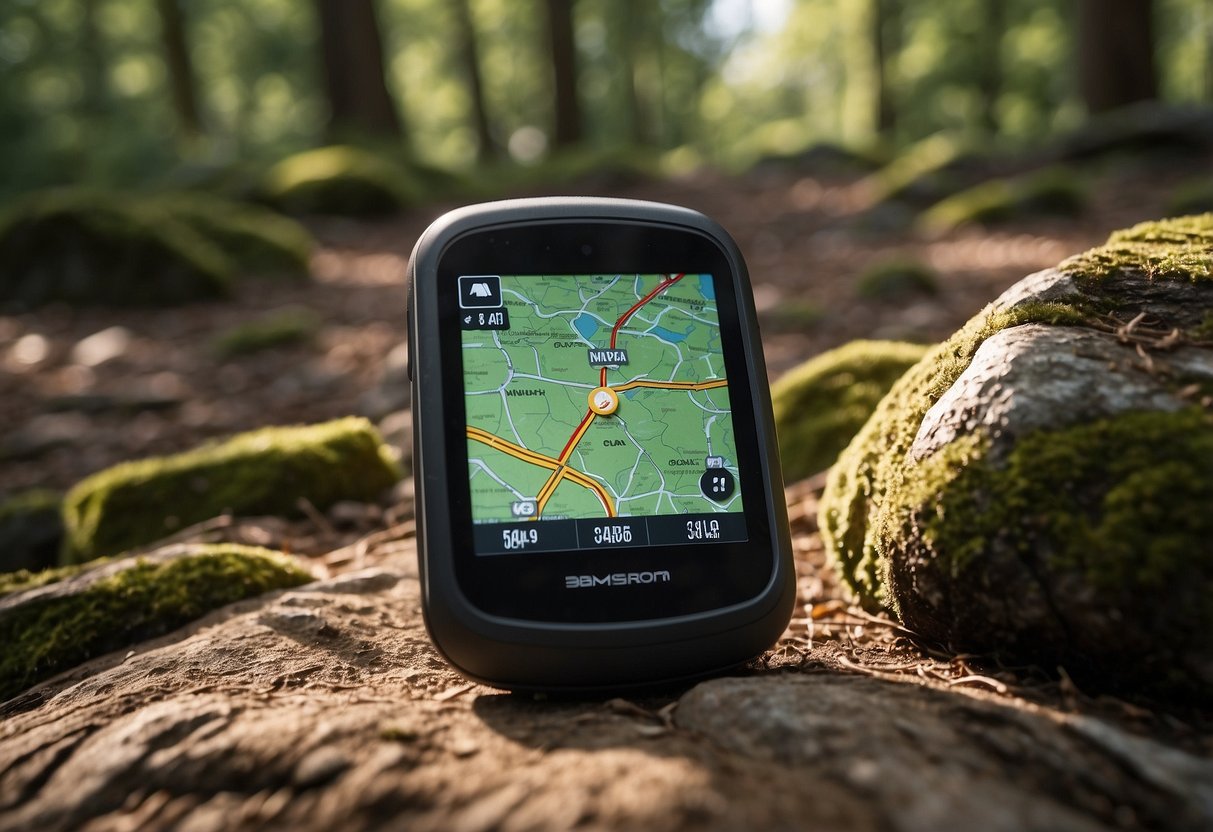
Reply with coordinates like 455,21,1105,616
459,275,503,308
699,468,735,502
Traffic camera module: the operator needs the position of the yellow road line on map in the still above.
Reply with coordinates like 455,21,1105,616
466,426,615,518
611,378,728,393
466,426,560,470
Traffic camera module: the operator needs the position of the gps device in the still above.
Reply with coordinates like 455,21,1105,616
407,197,794,690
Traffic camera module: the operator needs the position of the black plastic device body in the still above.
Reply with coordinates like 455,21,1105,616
407,197,794,691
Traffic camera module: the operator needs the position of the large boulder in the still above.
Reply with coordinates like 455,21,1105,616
0,543,311,701
771,340,928,482
62,417,402,563
819,213,1213,695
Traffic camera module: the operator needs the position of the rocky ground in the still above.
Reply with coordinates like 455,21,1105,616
2,159,1212,830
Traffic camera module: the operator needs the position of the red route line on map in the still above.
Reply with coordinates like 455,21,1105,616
542,273,687,516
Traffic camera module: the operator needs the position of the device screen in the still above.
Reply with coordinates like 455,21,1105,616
459,272,749,556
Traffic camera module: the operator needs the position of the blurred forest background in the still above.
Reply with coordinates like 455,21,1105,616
1,0,1210,192
2,0,1213,502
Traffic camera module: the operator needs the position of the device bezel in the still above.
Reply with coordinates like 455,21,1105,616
408,198,795,687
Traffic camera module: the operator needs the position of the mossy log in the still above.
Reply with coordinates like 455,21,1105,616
819,213,1213,695
62,418,401,563
0,544,311,702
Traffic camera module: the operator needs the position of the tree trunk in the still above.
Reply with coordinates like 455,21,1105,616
1076,0,1157,114
872,0,899,135
452,0,495,160
977,0,1003,134
614,0,648,146
313,0,403,140
544,0,582,148
156,0,202,136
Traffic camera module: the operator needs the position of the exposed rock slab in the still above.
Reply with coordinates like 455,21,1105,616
2,559,1210,831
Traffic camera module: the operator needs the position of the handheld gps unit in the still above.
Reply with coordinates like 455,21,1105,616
407,197,794,690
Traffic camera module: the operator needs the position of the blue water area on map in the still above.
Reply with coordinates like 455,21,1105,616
572,314,598,340
698,274,715,300
623,389,639,399
651,325,692,343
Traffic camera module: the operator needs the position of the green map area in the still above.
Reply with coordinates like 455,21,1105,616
462,273,745,523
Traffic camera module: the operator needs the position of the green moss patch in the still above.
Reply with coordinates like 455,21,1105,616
1061,213,1213,282
63,417,402,563
259,146,423,217
0,544,311,701
917,168,1087,235
212,307,322,358
772,341,929,483
0,490,63,574
855,258,939,301
888,409,1213,692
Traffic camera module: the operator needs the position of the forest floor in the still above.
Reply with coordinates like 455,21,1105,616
2,159,1211,759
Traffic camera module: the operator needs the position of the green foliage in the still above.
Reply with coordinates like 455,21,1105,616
0,545,312,701
0,188,316,309
62,417,402,563
855,258,939,300
771,340,929,483
0,490,63,575
917,167,1087,234
259,145,424,216
212,307,322,358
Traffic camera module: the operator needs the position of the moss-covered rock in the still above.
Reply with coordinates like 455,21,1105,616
63,417,402,563
0,188,232,308
0,490,63,574
150,192,313,278
819,213,1213,695
855,258,939,301
0,544,311,701
0,188,316,309
212,307,322,358
772,341,929,483
259,146,423,217
917,167,1087,235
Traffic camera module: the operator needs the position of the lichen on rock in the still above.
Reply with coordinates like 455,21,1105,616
62,417,402,563
0,544,312,702
771,340,928,482
818,213,1213,694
